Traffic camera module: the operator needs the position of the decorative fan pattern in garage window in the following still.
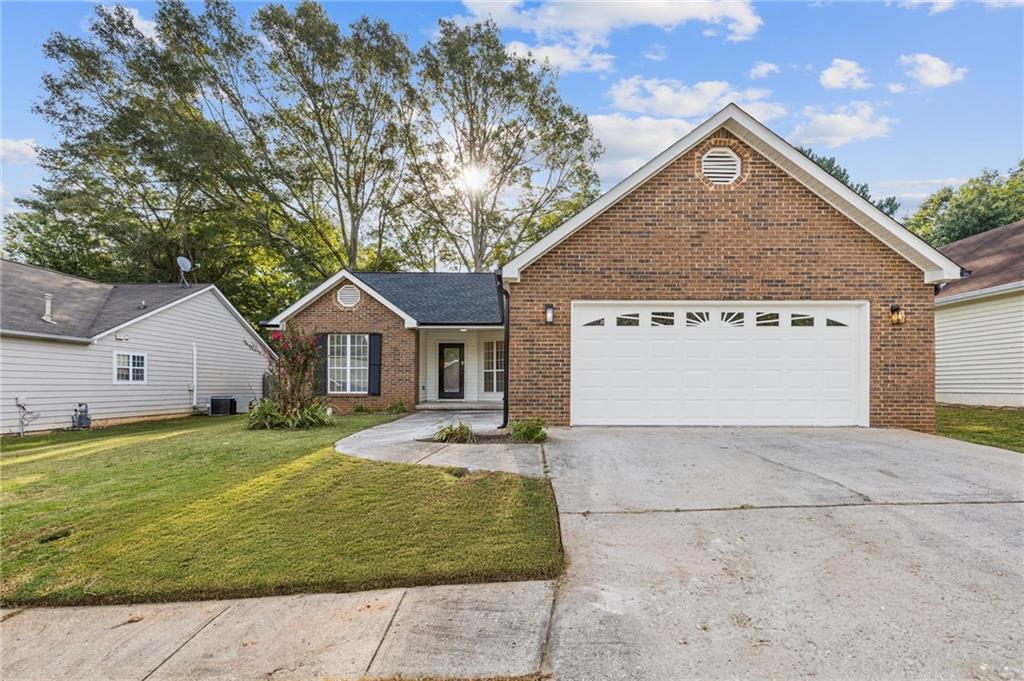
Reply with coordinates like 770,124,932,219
685,311,711,327
583,317,605,327
616,313,640,327
756,312,780,326
721,311,745,327
651,312,675,326
791,313,815,327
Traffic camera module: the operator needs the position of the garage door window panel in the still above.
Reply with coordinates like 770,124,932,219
616,313,640,327
756,312,780,327
791,313,815,327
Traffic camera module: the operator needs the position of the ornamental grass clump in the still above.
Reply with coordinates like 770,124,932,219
509,417,548,443
248,327,329,429
434,421,476,444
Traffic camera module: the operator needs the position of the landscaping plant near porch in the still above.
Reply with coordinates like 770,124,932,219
249,327,329,429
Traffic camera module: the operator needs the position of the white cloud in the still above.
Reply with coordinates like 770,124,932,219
820,58,871,90
790,102,896,148
643,43,667,62
461,0,763,42
589,113,695,184
608,76,786,121
506,40,613,72
458,0,762,71
983,0,1024,7
121,6,157,39
748,61,779,79
887,82,907,94
898,53,967,88
1,138,39,166
872,176,967,199
898,0,956,14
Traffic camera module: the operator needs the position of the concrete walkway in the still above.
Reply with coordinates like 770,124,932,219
335,409,545,478
1,581,554,680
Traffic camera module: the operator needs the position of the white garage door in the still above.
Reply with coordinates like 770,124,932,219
571,302,869,426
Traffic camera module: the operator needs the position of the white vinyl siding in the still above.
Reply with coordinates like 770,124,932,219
0,289,268,433
327,333,369,394
417,329,504,403
935,290,1024,407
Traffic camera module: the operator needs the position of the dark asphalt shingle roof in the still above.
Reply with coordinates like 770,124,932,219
937,221,1024,299
1,260,212,339
354,272,503,325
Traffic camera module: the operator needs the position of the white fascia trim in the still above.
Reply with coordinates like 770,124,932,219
935,280,1024,306
502,103,961,285
91,286,275,356
268,269,418,329
0,328,94,344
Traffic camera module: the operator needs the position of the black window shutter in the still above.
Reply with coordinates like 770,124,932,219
315,333,329,396
368,333,382,396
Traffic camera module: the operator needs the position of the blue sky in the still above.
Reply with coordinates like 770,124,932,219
2,0,1022,220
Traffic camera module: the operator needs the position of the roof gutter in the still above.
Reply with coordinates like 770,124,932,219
935,280,1024,306
497,273,510,430
0,328,93,344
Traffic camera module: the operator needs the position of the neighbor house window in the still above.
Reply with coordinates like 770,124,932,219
483,340,505,393
328,334,369,393
114,352,146,383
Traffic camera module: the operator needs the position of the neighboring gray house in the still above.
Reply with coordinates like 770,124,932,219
935,221,1024,407
0,260,270,433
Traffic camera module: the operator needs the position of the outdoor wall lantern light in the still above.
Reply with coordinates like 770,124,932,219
890,304,906,325
545,304,555,325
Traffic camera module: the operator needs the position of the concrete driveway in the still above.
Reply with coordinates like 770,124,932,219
542,427,1024,681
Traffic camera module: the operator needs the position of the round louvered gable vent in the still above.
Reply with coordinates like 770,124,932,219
337,284,361,307
701,147,741,185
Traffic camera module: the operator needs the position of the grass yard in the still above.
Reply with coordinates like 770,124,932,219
0,415,562,607
936,404,1024,453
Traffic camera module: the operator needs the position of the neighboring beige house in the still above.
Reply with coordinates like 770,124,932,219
935,221,1024,407
0,260,271,433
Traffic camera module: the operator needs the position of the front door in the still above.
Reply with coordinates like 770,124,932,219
438,343,465,399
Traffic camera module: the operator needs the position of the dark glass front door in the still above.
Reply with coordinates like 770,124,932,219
438,343,464,399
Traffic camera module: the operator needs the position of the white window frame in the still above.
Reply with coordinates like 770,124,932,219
327,333,369,394
482,339,505,394
112,351,147,384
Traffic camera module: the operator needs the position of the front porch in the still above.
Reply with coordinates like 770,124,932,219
416,400,501,411
417,327,504,408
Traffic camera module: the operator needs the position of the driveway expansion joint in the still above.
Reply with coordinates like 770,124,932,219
365,588,408,674
564,499,1024,516
139,604,231,681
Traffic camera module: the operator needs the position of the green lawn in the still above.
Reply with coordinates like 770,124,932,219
936,404,1024,453
0,415,562,607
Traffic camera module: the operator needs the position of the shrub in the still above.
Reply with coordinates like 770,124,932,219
386,401,408,414
352,404,372,414
247,399,331,430
434,421,476,444
509,417,548,443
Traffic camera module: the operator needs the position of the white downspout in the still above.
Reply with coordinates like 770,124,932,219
191,342,198,409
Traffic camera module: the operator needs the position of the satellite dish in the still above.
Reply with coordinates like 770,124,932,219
176,256,193,273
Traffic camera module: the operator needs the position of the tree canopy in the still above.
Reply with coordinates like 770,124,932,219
797,146,900,217
904,160,1023,246
3,1,599,322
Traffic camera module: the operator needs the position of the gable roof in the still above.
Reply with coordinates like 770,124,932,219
936,220,1024,302
0,260,269,351
268,269,503,327
356,272,502,325
501,103,963,285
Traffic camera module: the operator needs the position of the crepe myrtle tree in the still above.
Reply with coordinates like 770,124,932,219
407,20,602,272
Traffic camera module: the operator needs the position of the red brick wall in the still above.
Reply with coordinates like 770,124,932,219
508,130,936,432
288,281,418,412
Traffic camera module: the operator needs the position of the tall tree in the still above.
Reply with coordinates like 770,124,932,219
797,146,900,217
407,20,601,271
905,161,1024,246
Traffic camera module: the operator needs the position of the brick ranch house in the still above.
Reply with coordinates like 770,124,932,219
267,104,963,432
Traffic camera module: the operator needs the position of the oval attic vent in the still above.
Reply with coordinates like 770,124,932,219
701,147,741,185
337,284,361,307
